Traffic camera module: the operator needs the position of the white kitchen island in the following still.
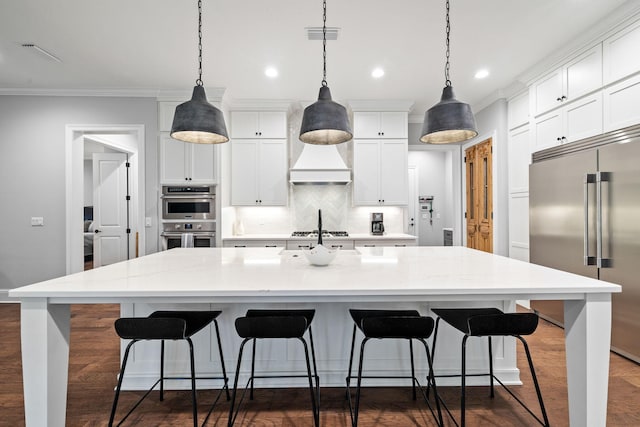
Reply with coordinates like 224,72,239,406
10,246,620,427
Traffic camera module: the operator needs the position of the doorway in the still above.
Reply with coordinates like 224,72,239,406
66,125,146,274
465,137,493,253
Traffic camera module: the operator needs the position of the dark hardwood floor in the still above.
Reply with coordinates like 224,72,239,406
1,303,639,426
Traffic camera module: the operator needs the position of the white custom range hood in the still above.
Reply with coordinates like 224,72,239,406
290,144,351,184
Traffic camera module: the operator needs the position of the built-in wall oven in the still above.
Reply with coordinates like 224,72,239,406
161,222,216,250
161,185,216,220
160,185,216,250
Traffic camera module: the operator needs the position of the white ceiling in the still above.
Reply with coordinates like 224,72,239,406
1,0,638,117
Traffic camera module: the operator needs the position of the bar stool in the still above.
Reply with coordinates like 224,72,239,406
228,309,320,427
430,307,550,427
109,310,230,427
346,309,443,427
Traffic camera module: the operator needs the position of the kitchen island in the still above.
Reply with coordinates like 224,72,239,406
10,246,620,427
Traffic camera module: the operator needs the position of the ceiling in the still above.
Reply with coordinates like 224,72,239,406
1,0,638,117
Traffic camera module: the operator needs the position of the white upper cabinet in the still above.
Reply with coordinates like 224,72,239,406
230,110,288,206
353,139,408,206
508,91,529,130
231,139,287,206
603,18,640,85
532,92,603,152
230,111,287,139
603,73,640,132
160,135,216,184
531,45,602,116
353,112,407,138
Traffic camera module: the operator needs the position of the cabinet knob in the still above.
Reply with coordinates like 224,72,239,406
557,137,562,141
556,97,562,101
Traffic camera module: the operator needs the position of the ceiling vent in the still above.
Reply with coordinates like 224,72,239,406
305,27,340,41
21,43,62,62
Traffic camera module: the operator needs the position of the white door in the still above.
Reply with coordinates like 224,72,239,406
93,152,129,267
407,166,418,238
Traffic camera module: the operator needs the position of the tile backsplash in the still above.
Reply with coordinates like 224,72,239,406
226,185,406,236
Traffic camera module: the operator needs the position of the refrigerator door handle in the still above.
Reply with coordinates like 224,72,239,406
584,173,597,266
596,171,612,268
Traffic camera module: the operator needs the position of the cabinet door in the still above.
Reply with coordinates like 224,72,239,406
380,112,407,138
353,112,381,138
258,112,287,138
160,135,188,183
564,92,603,143
231,112,260,138
231,139,259,205
603,18,640,85
564,45,602,101
379,139,408,205
189,143,216,183
508,91,529,130
353,140,381,205
258,139,288,205
532,68,564,116
603,73,640,132
508,126,531,194
533,110,563,152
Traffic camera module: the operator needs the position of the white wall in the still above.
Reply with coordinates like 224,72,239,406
0,95,158,296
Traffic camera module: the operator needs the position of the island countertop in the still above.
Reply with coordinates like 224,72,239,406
10,246,619,300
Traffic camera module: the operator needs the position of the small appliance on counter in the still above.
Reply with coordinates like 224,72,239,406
371,212,385,235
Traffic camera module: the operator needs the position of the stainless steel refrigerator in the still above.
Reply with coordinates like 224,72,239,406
530,124,640,363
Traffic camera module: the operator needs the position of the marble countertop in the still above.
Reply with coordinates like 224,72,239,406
10,246,620,300
223,233,417,241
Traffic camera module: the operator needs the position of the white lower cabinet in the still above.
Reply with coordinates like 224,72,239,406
231,139,287,206
353,139,408,205
354,239,416,248
532,92,602,152
160,134,216,184
223,240,285,248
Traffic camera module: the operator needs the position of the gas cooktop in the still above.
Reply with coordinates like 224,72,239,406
291,230,349,238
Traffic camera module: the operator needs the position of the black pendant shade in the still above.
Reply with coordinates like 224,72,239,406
300,85,353,145
420,85,478,144
171,85,229,144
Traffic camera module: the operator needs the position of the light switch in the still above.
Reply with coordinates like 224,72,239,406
31,217,44,226
145,217,152,227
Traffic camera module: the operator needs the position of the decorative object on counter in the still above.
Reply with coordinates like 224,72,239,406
170,0,229,144
233,219,245,236
299,0,353,145
420,0,477,144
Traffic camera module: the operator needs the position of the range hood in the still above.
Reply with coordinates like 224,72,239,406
290,144,351,184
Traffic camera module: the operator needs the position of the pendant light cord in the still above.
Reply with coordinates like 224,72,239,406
444,0,451,87
196,0,203,86
322,0,327,87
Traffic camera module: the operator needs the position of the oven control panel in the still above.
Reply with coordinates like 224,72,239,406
162,222,216,232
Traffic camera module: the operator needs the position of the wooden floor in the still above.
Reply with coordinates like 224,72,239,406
1,303,639,426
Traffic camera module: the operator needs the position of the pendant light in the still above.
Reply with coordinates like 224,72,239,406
299,0,353,145
420,0,477,144
171,0,229,144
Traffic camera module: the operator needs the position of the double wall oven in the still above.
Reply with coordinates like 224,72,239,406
160,185,216,250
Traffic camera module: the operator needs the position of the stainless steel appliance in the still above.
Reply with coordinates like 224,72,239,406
530,124,640,362
161,222,216,250
371,212,384,235
161,185,216,220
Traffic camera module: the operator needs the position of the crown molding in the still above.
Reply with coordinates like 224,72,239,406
346,99,414,112
226,99,295,111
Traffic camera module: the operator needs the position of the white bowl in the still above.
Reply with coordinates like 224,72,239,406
302,244,338,266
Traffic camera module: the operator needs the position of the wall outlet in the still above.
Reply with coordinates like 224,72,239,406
31,217,44,226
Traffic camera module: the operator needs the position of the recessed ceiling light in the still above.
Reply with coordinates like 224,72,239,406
372,68,385,79
265,67,278,78
474,69,489,79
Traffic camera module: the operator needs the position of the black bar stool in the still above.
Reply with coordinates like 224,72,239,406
346,309,443,427
228,309,320,427
109,310,230,427
431,307,550,427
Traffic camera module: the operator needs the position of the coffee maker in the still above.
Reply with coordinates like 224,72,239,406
371,212,385,235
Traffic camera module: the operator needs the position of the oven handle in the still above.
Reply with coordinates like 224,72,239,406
161,194,215,199
161,232,216,238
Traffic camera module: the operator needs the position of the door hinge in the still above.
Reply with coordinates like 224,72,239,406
463,156,466,163
491,212,493,220
125,162,130,168
126,228,131,234
125,195,131,201
464,212,467,219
